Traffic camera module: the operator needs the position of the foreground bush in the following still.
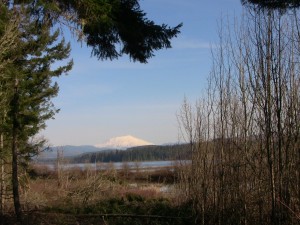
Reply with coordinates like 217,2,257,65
10,194,194,225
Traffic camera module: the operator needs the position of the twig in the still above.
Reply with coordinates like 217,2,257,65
277,197,300,221
31,211,191,220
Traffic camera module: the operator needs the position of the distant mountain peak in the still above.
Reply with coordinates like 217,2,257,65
95,135,153,149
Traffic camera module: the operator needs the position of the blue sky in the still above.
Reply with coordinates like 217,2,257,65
41,0,243,146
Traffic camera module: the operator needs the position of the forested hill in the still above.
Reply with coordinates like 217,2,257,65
71,144,190,163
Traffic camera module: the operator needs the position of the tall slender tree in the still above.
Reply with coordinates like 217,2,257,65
0,4,21,220
0,4,73,221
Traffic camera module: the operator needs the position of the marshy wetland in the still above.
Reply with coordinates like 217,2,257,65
1,162,194,225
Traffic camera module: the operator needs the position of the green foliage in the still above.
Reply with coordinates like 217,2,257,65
82,0,182,63
0,4,73,211
8,0,182,63
241,0,300,10
44,195,194,225
126,192,145,202
0,5,73,220
3,11,73,157
0,4,8,36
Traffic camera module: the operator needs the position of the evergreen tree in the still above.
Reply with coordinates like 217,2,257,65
0,4,21,219
4,0,182,63
0,4,73,221
241,0,300,9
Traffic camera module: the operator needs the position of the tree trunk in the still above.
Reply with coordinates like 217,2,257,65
11,80,22,223
0,132,4,222
266,10,277,224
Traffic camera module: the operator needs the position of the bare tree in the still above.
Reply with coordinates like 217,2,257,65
177,6,300,225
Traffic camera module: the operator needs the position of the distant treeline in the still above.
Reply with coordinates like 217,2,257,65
71,144,190,163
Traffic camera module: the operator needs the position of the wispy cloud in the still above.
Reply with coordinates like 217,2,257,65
70,55,154,74
173,37,216,50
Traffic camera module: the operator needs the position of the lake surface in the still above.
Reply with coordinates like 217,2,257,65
39,160,189,171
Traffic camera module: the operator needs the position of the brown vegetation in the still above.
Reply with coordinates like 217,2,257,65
0,162,189,225
177,7,300,225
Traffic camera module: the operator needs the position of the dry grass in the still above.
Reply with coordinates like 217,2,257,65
1,164,195,225
19,164,177,212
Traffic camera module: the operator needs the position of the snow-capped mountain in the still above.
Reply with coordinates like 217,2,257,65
36,136,154,160
95,135,153,149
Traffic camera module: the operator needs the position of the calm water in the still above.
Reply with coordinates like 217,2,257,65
39,160,188,171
